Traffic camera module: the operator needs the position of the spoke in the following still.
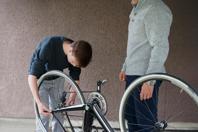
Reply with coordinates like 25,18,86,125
125,109,155,123
135,126,155,132
166,89,184,120
128,122,154,127
144,100,157,122
131,92,157,122
136,88,157,122
167,111,184,122
66,114,83,118
164,90,185,122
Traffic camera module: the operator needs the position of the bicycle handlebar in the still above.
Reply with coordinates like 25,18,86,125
97,80,108,92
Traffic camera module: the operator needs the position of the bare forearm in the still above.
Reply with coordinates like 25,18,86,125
69,80,79,94
28,75,41,105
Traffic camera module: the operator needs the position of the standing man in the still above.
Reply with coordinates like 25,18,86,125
119,0,172,131
28,36,92,132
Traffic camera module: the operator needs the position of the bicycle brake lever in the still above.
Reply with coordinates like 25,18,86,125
101,80,107,85
97,80,108,86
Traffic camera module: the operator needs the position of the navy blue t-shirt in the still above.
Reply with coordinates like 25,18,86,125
28,36,81,80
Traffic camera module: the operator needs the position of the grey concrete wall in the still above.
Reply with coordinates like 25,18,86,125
0,0,197,122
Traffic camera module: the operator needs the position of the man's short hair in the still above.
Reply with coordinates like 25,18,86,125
63,37,74,44
72,40,92,68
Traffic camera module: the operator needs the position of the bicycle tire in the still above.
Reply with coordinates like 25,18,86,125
119,73,198,132
35,70,86,132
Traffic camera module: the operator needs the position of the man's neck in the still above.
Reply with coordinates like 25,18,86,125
132,0,139,7
63,42,71,55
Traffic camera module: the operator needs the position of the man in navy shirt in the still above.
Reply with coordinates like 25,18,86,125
28,36,92,132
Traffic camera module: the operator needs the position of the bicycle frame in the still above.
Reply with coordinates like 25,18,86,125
35,70,114,132
51,103,114,132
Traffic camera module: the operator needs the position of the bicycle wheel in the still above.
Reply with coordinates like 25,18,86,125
119,73,198,132
35,70,86,132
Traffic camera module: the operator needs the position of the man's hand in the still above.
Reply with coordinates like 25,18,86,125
119,71,126,81
140,83,154,101
66,90,77,106
37,102,51,116
66,80,79,105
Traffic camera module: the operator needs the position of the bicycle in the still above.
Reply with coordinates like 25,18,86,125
35,70,114,132
35,71,198,132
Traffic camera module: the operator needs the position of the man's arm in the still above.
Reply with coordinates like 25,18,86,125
67,65,81,105
144,6,173,74
140,6,172,100
28,75,51,116
28,37,53,115
119,57,127,81
66,80,79,105
28,75,40,104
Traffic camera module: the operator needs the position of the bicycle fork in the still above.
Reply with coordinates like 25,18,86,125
88,103,114,132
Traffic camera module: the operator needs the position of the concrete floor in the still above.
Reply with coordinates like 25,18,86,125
0,118,35,132
0,118,198,132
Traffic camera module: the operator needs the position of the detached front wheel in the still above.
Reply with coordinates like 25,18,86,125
119,73,198,132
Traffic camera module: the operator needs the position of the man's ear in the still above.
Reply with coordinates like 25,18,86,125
68,46,73,53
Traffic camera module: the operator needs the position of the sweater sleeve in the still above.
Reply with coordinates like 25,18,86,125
144,6,173,74
121,59,126,72
28,37,51,78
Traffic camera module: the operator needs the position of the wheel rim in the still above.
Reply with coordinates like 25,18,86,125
35,70,86,131
119,73,198,132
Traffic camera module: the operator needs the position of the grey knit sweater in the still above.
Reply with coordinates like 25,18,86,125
122,0,173,75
